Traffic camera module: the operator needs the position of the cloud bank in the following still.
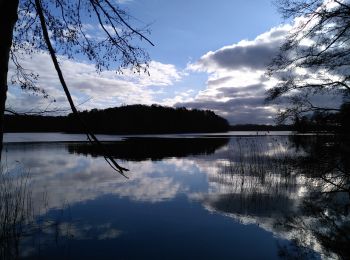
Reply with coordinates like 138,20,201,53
179,25,292,124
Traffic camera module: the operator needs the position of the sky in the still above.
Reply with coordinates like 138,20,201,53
8,0,293,124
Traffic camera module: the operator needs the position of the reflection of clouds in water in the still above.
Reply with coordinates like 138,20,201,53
5,145,206,209
203,201,324,258
98,229,122,240
4,137,334,258
7,140,297,211
188,188,325,257
188,157,303,219
112,176,181,202
165,158,203,174
185,142,326,258
56,222,122,241
4,137,302,213
19,221,123,257
29,157,184,207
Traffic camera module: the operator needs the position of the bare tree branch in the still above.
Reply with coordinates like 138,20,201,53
34,0,129,176
267,0,350,121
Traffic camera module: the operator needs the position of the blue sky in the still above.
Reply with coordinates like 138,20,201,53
126,0,282,64
8,0,294,124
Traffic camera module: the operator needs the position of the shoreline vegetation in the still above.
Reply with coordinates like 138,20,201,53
5,103,347,134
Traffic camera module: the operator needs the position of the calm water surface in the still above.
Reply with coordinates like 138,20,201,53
1,132,348,259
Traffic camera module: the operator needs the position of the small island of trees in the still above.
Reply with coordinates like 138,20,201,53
4,104,230,134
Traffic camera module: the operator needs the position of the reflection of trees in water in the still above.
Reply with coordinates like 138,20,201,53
276,192,350,260
290,135,350,194
277,135,350,260
0,167,72,259
205,136,349,259
68,137,230,161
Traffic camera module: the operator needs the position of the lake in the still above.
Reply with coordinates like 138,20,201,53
1,132,349,259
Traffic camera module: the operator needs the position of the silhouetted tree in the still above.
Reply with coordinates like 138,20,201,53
0,0,153,172
266,0,350,123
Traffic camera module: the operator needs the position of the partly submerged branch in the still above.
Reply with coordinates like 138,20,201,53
34,0,128,177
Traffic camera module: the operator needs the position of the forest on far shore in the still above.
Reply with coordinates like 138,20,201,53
5,103,349,134
4,104,230,134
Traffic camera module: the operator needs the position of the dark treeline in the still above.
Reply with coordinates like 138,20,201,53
4,114,67,132
292,102,350,133
230,102,350,133
229,124,293,131
4,104,229,134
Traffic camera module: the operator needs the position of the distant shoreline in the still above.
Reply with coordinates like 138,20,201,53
4,105,230,134
4,104,338,134
3,126,294,134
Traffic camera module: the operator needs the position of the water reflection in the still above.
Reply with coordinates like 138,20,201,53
67,137,230,161
193,136,350,259
277,135,350,259
0,166,73,259
1,135,348,259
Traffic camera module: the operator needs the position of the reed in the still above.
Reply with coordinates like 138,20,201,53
0,165,71,259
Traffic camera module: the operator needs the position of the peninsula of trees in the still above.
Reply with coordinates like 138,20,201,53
4,104,230,134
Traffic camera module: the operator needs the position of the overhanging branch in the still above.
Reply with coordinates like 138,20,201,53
34,0,129,177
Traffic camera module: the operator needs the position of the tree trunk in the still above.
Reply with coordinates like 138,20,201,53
0,0,19,161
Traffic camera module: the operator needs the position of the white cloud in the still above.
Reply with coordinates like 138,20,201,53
7,51,183,113
161,89,195,106
177,25,293,124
